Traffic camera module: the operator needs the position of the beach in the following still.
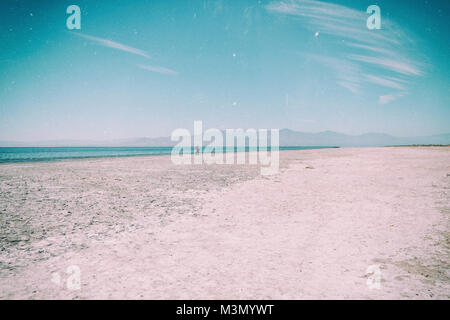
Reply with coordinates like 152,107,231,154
0,147,449,299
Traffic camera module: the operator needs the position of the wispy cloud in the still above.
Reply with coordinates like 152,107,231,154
349,55,423,76
137,64,179,75
379,93,404,105
337,81,359,94
365,75,406,90
346,42,396,57
74,33,178,77
309,55,361,93
74,33,151,59
266,0,424,104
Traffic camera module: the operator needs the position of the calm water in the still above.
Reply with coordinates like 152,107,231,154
0,146,337,163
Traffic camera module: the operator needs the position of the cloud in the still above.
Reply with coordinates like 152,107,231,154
74,33,179,76
365,75,406,90
379,94,396,105
346,42,396,57
137,64,179,75
266,0,424,100
349,55,423,76
379,93,404,105
74,33,151,59
337,81,359,94
266,0,400,45
309,55,361,94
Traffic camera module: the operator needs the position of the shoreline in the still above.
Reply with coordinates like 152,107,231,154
0,146,339,165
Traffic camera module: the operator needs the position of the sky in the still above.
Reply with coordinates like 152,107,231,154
0,0,448,141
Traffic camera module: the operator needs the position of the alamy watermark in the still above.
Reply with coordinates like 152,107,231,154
66,5,81,30
171,121,279,176
51,265,81,290
366,264,381,289
65,4,380,31
366,5,381,30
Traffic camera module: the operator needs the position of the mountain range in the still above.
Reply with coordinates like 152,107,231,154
0,130,449,147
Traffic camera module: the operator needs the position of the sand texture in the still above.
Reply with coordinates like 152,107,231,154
0,147,449,299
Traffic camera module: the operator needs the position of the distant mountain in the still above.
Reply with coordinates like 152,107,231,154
0,137,174,147
279,130,450,147
1,131,449,147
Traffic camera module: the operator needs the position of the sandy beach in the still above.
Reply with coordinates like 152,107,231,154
0,147,449,299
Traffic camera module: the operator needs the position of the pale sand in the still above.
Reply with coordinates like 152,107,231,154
0,147,449,299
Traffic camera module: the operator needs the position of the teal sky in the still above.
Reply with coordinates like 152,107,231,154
0,0,448,141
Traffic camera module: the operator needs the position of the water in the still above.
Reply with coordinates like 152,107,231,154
0,146,337,163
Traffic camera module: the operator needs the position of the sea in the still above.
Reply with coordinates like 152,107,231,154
0,146,337,163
